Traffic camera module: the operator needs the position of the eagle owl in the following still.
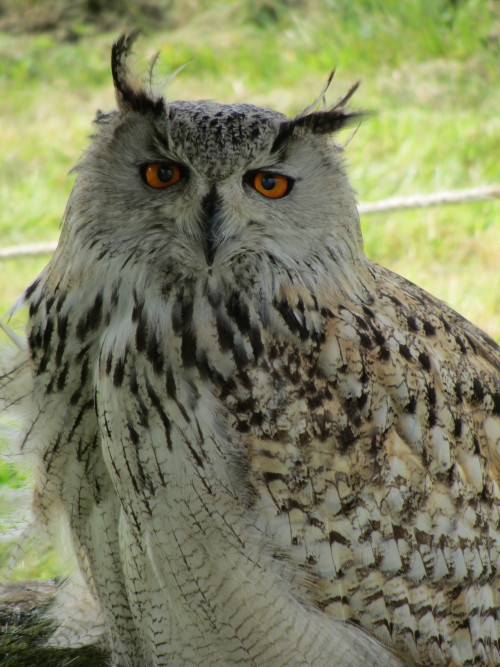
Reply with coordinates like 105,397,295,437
1,33,499,666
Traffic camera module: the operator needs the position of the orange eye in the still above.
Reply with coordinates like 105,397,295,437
142,163,183,188
252,172,291,199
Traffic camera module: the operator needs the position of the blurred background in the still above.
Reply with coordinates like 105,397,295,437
0,0,499,579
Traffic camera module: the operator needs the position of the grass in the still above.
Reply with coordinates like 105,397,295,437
0,593,109,666
0,0,499,582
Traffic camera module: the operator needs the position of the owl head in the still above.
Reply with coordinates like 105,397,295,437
59,33,368,300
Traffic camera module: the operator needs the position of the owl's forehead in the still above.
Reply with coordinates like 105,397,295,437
160,101,287,176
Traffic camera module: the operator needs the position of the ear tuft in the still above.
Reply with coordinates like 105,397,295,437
272,79,369,153
111,32,165,116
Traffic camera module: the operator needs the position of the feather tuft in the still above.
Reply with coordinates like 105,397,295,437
111,32,165,116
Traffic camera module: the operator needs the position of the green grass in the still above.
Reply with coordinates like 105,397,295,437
0,0,499,582
0,595,109,666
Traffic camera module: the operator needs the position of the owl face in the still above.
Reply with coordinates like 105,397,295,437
63,35,365,300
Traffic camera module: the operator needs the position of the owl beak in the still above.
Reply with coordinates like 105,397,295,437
201,186,223,266
205,225,218,267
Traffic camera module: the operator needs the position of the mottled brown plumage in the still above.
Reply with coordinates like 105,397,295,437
242,267,500,665
1,34,499,666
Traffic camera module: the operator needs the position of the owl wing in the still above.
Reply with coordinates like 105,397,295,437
1,275,144,660
246,262,500,665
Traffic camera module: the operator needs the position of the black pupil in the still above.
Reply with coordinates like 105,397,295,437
261,174,277,190
158,165,173,182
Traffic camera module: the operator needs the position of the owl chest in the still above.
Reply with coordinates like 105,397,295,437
94,283,331,526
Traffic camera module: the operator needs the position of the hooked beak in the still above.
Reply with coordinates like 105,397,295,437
201,186,223,266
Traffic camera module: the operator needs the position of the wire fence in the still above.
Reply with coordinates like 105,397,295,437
1,185,499,260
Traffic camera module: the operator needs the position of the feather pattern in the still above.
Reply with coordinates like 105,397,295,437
1,33,498,666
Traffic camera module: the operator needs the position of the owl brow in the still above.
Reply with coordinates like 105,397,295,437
271,109,366,154
152,129,170,154
270,80,367,154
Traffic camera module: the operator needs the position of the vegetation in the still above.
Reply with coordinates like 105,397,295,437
0,598,108,667
0,0,499,582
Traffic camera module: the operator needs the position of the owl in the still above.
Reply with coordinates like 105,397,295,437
1,32,499,667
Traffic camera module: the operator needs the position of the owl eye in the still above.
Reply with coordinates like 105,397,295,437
141,163,183,188
250,172,293,199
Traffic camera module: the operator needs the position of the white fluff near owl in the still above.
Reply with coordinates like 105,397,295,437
1,33,498,666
